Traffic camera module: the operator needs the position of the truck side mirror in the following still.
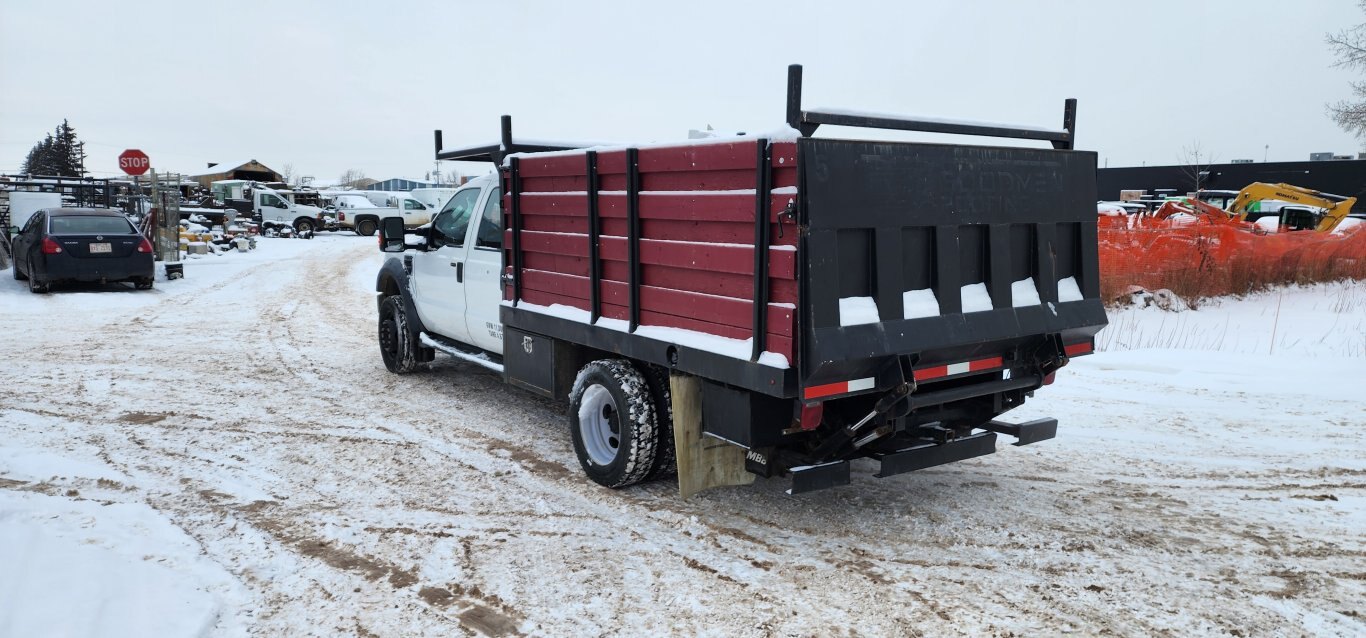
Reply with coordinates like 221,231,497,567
379,216,408,252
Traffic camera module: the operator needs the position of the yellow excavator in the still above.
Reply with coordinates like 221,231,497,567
1218,183,1359,232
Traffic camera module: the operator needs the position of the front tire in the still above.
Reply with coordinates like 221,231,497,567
378,295,420,374
135,278,154,290
294,218,316,235
356,219,377,237
569,360,660,488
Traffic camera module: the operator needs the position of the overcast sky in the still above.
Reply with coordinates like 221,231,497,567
2,0,1362,183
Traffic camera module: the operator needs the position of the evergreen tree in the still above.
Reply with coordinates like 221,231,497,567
18,120,86,176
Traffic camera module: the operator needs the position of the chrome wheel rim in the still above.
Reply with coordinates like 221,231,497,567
578,384,620,466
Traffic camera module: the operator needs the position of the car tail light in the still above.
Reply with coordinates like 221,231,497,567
41,237,62,254
338,212,345,221
137,237,154,253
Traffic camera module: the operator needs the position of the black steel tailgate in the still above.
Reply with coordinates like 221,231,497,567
797,138,1108,389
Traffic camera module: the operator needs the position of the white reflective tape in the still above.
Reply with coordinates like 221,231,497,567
945,362,971,376
847,377,876,392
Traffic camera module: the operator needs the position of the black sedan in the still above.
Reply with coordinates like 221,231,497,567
11,208,155,293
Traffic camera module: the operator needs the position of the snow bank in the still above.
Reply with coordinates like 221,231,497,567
0,492,239,638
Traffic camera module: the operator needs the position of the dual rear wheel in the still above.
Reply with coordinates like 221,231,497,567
569,360,676,488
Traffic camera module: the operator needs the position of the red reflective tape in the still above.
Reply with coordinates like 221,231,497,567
803,381,849,400
969,356,1004,371
914,355,1004,382
1064,342,1093,356
913,365,950,382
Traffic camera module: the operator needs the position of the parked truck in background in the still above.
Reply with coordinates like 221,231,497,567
339,194,434,236
375,65,1107,496
253,187,329,235
409,187,460,211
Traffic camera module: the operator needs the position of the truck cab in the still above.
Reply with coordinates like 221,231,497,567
388,175,504,352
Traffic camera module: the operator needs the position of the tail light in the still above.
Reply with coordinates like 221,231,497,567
137,237,154,253
41,237,62,254
338,212,346,221
797,401,825,431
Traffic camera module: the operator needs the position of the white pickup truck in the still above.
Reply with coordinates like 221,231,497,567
254,188,327,234
334,194,435,236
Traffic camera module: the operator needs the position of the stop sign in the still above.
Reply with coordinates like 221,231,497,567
118,149,150,176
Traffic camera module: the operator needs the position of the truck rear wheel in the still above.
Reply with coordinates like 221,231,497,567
640,365,677,480
378,296,420,374
569,360,659,488
356,219,377,237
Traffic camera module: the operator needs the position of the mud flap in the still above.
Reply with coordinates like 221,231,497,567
671,373,755,498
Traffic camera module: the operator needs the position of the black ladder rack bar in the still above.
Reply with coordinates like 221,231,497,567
785,64,1076,147
434,115,587,163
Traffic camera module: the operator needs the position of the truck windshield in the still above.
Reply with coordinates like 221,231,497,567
433,188,481,248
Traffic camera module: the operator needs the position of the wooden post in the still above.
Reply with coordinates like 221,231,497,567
670,372,755,498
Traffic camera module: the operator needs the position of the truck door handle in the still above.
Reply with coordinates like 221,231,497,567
452,261,463,282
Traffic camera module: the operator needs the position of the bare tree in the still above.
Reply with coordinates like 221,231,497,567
338,168,367,188
1327,1,1366,142
280,163,296,186
444,170,462,185
1178,142,1218,194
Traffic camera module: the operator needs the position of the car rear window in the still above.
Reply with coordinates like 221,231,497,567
49,216,136,235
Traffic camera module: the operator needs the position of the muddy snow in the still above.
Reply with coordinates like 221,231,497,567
1,236,1362,636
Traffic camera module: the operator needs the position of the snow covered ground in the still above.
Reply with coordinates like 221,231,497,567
0,236,1362,636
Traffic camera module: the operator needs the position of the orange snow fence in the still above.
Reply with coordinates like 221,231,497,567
1097,216,1366,301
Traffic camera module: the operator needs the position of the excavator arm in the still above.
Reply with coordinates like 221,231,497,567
1225,182,1359,232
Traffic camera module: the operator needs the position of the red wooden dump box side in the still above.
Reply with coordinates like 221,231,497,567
502,138,799,363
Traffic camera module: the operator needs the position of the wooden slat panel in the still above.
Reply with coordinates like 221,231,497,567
516,154,588,178
638,141,758,173
641,169,756,192
521,270,796,337
597,236,796,279
601,261,797,304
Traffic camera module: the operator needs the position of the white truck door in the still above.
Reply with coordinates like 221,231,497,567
258,192,290,224
408,186,481,345
462,186,504,354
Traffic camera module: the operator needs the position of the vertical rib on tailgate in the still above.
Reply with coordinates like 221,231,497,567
797,138,1107,393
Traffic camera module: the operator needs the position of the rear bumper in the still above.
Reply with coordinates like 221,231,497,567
38,253,154,283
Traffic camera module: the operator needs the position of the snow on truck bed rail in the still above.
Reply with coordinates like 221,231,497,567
513,301,790,368
806,107,1070,136
503,126,803,163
